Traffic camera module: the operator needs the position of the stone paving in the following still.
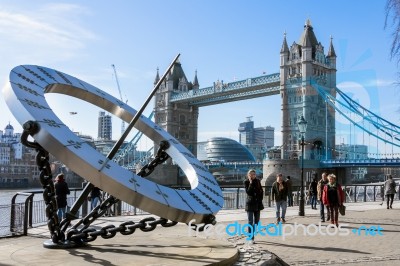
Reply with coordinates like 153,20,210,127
220,202,400,265
0,201,399,265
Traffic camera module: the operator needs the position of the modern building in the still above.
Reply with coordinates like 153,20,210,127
98,111,112,140
238,117,255,145
238,117,274,161
197,137,255,162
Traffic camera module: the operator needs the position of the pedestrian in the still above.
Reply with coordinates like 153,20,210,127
286,176,293,207
271,173,288,224
317,172,330,222
54,173,70,222
88,186,102,210
384,175,397,209
379,184,384,206
244,169,264,244
309,176,318,209
322,174,344,227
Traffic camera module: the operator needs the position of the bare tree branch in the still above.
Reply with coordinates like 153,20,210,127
385,0,400,65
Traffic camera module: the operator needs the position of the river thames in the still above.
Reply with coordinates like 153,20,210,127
0,189,35,205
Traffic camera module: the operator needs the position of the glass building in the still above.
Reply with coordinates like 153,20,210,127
200,137,256,162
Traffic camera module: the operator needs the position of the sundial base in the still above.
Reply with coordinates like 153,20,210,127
43,239,87,249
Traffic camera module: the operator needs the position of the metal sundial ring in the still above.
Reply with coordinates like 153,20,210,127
4,65,223,224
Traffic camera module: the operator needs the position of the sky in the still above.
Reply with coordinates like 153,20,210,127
0,0,399,154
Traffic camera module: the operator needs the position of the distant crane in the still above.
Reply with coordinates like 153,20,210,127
111,64,127,135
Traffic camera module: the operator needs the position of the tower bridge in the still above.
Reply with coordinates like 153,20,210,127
150,19,400,185
169,73,280,106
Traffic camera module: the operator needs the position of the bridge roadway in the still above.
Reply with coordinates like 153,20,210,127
321,158,400,167
170,73,280,106
206,158,400,170
1,201,399,265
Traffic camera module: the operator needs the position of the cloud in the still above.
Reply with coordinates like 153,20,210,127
375,79,397,87
0,3,97,63
336,78,397,89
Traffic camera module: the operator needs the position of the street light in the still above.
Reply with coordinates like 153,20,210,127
298,115,307,216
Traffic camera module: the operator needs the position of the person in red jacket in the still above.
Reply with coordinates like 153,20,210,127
322,174,344,227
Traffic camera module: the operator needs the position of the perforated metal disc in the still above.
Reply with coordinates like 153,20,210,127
4,65,223,224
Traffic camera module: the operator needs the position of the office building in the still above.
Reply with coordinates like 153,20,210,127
98,111,112,140
238,117,274,161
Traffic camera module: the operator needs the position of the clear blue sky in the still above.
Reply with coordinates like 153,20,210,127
0,0,399,154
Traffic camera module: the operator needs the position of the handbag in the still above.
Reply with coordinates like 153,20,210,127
259,202,264,210
339,204,346,216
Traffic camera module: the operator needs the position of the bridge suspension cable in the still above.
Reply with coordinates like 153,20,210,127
311,81,400,149
111,64,127,135
112,111,154,165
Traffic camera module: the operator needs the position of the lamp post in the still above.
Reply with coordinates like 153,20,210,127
298,115,307,216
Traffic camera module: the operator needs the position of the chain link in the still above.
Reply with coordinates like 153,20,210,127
136,140,170,177
21,121,65,243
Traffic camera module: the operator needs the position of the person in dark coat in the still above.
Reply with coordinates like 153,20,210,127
54,173,70,222
286,176,293,207
309,176,318,209
271,173,288,224
89,186,102,210
244,169,263,243
384,175,397,209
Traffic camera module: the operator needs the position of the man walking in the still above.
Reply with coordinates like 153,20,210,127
384,175,397,209
271,173,289,224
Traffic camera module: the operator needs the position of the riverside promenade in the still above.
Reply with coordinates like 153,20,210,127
0,201,399,265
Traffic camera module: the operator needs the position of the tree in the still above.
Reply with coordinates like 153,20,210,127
385,0,400,65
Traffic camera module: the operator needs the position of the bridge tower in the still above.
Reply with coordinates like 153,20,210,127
280,19,336,160
153,61,199,157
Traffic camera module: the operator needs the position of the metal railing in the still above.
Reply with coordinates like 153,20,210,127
10,192,34,236
221,184,399,209
1,184,399,238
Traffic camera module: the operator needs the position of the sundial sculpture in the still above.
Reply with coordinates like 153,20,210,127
3,56,223,247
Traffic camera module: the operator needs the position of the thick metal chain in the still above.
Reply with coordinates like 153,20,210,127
21,121,65,243
67,216,178,243
63,139,181,243
136,140,170,177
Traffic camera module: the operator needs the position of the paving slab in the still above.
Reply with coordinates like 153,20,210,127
229,202,400,266
0,223,238,266
0,202,399,265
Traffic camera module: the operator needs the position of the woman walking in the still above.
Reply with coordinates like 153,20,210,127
54,174,70,222
322,174,344,227
244,169,264,243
